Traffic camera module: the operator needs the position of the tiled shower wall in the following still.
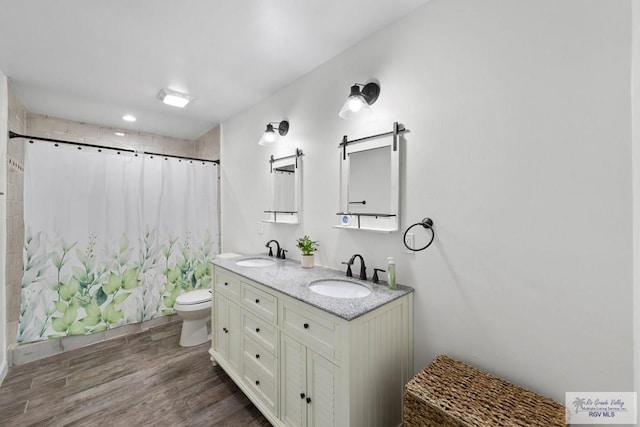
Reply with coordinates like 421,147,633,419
196,125,220,160
5,84,220,347
6,85,26,344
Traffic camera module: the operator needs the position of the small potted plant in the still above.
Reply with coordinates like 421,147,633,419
296,235,319,268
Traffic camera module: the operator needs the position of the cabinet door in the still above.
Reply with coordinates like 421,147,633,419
227,299,242,372
280,333,306,427
215,293,230,359
307,350,337,427
215,293,242,373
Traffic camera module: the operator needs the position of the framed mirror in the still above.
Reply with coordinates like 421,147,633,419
263,148,302,224
336,122,406,232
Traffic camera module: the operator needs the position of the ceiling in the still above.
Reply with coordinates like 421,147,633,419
0,0,429,140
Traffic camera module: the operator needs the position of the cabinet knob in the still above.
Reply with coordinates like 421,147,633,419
223,327,228,333
255,298,260,304
255,328,260,333
224,282,228,286
300,393,305,399
255,354,260,359
306,397,312,404
303,323,309,329
255,380,260,386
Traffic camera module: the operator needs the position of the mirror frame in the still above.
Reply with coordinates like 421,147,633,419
263,148,302,224
337,123,405,232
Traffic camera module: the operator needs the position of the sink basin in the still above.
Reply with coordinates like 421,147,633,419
236,258,276,268
309,280,371,299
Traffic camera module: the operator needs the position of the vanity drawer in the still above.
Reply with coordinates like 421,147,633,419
243,335,277,377
214,270,242,302
243,355,277,415
281,300,341,362
243,282,277,324
243,311,277,355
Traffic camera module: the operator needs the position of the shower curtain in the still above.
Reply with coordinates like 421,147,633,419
18,142,218,344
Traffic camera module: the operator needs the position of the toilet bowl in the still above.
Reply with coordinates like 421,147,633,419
174,289,212,347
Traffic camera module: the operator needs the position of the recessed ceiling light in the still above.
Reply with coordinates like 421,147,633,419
122,114,136,122
157,88,194,108
114,132,125,137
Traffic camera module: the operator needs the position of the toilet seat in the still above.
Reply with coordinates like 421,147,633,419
176,289,212,305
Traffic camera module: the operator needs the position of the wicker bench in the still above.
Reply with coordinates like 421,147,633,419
404,355,567,426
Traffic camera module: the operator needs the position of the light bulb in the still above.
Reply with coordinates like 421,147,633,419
348,96,364,112
264,130,276,143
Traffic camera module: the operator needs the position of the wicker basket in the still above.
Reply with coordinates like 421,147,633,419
404,355,567,426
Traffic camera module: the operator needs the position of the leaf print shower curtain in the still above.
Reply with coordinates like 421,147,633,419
18,142,218,343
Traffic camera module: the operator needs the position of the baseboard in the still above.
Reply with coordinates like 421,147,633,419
9,315,180,366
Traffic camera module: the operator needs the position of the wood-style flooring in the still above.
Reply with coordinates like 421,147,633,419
0,321,271,426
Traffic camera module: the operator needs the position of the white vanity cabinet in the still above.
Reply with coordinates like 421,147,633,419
209,265,413,427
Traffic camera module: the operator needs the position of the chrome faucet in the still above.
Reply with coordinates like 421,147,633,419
347,254,367,280
265,240,281,258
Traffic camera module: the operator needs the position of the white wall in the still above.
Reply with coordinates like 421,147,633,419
0,71,8,384
632,0,640,415
221,0,634,402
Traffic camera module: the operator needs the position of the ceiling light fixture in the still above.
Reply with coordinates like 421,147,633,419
258,120,289,146
114,132,125,137
157,88,194,108
122,114,137,122
338,82,380,119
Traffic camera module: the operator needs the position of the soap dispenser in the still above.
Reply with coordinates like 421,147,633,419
387,257,396,290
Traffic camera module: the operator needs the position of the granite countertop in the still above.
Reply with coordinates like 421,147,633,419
213,254,414,321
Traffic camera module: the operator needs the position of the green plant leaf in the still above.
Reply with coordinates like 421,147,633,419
161,309,174,316
61,280,79,301
59,282,78,302
102,273,121,295
206,263,213,276
63,306,77,327
54,301,68,313
167,268,180,284
51,253,62,269
113,293,130,305
122,268,139,290
194,262,206,280
102,302,115,324
95,288,108,306
119,234,129,254
83,315,101,327
200,277,211,288
163,296,175,308
69,297,81,309
68,321,86,336
102,302,123,324
52,317,67,333
85,303,101,318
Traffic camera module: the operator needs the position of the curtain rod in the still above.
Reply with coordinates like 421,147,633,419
8,131,220,165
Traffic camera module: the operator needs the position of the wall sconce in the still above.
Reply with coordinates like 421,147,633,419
258,120,289,146
338,82,380,119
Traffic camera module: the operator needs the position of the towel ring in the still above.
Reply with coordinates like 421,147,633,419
403,218,435,252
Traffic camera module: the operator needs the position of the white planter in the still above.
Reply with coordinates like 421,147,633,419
301,254,314,268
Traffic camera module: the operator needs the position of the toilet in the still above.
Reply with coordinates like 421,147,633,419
174,288,212,347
